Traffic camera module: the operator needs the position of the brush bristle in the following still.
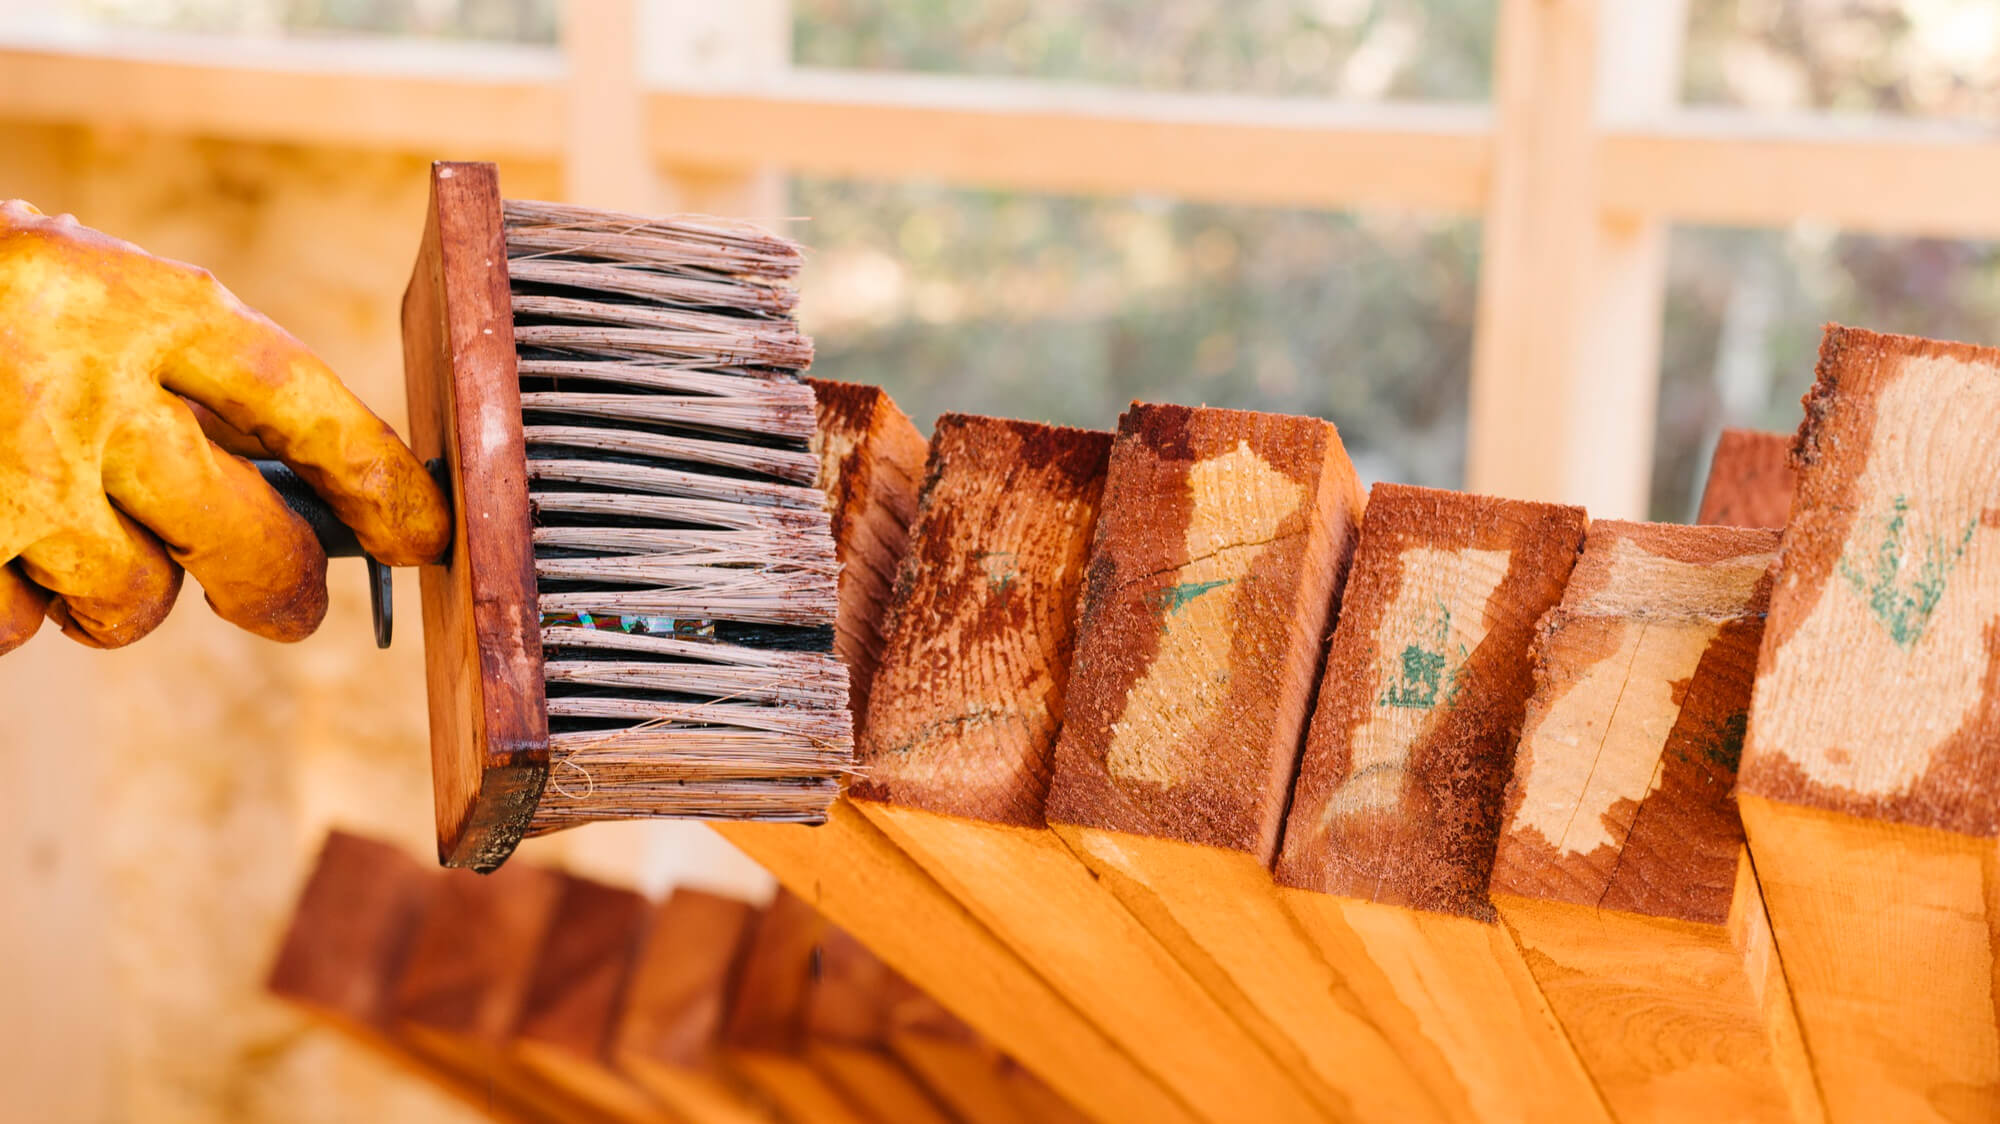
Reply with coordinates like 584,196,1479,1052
502,199,853,833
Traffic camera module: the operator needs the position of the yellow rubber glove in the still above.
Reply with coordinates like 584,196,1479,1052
0,201,451,654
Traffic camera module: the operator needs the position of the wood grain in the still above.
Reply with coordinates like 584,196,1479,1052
887,992,1086,1124
853,414,1111,824
851,406,1329,1123
805,378,928,734
1273,483,1604,1124
1738,325,2000,1123
1696,428,1796,529
715,808,1196,1124
510,874,670,1123
1040,406,1457,1121
402,159,547,870
1488,521,1822,1123
612,888,775,1124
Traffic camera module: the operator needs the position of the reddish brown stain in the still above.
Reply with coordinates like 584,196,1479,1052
1274,484,1587,920
1696,428,1797,530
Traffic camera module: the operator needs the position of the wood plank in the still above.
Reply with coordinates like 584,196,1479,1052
612,888,778,1124
805,378,928,732
510,873,673,1122
1272,483,1605,1124
715,808,1194,1124
720,890,873,1124
1037,407,1459,1121
1488,520,1823,1122
402,159,547,871
266,831,553,1124
1737,325,2000,1123
803,926,957,1124
886,992,1084,1124
389,859,614,1122
852,406,1329,1123
1696,428,1796,529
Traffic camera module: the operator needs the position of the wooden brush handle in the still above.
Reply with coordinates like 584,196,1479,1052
253,458,396,649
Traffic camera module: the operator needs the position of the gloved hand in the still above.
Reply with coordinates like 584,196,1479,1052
0,201,451,654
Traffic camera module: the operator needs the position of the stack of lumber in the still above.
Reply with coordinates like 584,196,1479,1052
722,329,2000,1123
267,829,1084,1123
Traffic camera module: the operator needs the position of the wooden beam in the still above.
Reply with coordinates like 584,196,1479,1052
561,0,658,212
266,831,555,1124
612,888,778,1124
388,860,616,1122
887,992,1088,1124
716,809,1192,1124
1273,483,1603,1123
510,873,673,1122
806,379,929,730
1695,428,1795,529
1737,325,2000,1122
804,927,959,1124
719,890,874,1124
1038,407,1458,1121
1488,521,1822,1123
851,408,1332,1123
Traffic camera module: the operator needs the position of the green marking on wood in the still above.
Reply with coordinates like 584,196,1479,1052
1149,578,1233,617
1378,600,1471,710
976,551,1020,600
1837,495,1976,648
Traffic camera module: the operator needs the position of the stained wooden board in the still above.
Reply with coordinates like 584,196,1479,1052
1038,405,1458,1121
1488,521,1822,1123
1737,325,2000,1123
714,808,1195,1124
388,859,615,1123
720,890,873,1124
612,888,777,1124
402,159,547,871
509,874,673,1123
886,992,1085,1124
805,378,928,730
266,831,552,1124
1272,483,1607,1124
850,407,1328,1123
804,926,958,1124
1696,428,1796,530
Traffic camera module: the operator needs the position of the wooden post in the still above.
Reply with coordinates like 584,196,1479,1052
803,926,959,1124
1489,522,1823,1123
851,408,1332,1123
1469,0,1683,518
611,888,778,1124
1737,326,2000,1123
1695,428,1796,529
1037,408,1457,1121
509,874,673,1122
718,890,873,1124
562,0,658,213
1272,484,1605,1124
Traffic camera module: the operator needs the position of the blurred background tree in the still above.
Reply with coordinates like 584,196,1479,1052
59,0,2000,517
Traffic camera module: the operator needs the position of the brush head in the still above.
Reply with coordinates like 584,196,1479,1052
403,162,852,870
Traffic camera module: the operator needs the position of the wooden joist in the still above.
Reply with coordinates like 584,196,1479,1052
1697,428,1796,530
850,408,1329,1124
803,926,959,1124
1272,484,1605,1124
719,889,872,1124
509,875,672,1123
1737,326,2000,1122
1038,405,1456,1122
611,888,778,1124
1489,521,1822,1123
886,991,1089,1124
